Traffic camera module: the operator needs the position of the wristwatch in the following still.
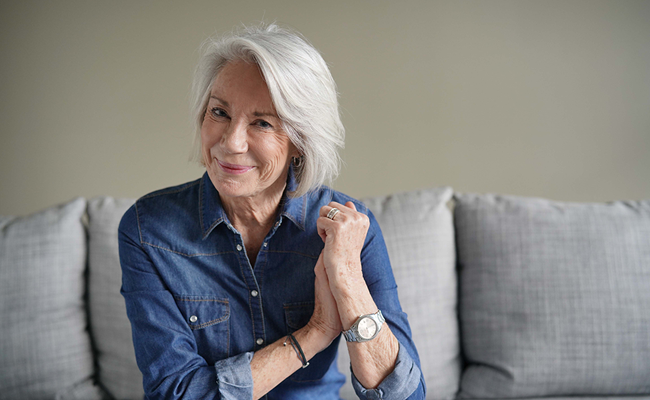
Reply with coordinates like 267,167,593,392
342,310,385,342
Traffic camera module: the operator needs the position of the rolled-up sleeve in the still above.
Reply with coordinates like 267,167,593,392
350,343,424,400
119,205,254,400
213,352,254,399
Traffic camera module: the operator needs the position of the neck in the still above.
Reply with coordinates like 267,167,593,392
220,184,286,232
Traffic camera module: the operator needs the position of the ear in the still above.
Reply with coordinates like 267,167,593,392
289,142,301,159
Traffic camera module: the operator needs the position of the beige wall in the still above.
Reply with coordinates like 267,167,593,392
1,0,649,216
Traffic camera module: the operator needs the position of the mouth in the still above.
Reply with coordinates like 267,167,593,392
216,159,254,175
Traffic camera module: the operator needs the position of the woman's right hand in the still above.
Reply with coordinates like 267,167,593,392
306,252,342,349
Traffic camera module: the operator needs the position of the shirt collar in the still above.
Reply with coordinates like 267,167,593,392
199,167,306,239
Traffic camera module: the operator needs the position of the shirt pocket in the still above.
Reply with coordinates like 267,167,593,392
174,295,230,364
283,301,337,382
284,301,314,333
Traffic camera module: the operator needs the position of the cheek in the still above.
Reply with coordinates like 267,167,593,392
200,122,223,153
258,142,292,180
200,126,217,165
200,125,214,148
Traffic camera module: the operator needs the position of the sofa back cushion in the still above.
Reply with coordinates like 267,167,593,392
455,193,650,398
87,197,143,400
0,198,103,399
337,187,461,400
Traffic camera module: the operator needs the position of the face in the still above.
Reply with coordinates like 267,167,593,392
201,60,298,203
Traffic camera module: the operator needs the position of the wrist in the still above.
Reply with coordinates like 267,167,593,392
301,321,338,355
334,287,378,330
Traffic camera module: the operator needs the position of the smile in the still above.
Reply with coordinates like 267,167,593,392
216,159,254,175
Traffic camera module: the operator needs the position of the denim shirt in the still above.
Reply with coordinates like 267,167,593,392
118,171,425,400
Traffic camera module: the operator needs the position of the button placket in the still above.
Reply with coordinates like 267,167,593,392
233,232,265,350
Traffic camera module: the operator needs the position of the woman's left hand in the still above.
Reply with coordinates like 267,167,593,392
317,201,370,294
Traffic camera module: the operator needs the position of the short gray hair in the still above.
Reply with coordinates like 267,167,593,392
190,23,345,198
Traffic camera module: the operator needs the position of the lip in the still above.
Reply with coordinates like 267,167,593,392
216,159,254,175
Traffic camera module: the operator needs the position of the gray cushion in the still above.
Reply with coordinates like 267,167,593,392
87,197,143,400
0,198,102,399
337,187,460,400
455,193,650,398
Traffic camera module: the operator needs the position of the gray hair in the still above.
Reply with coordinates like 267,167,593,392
190,23,345,198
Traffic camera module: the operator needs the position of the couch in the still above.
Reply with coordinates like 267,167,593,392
1,187,649,399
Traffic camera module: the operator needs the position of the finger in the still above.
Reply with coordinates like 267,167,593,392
317,213,339,244
345,201,357,211
317,222,327,243
320,203,343,218
321,203,348,224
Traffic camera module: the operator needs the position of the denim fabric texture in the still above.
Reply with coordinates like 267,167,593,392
118,170,425,399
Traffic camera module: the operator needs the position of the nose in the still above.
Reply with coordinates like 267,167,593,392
220,119,248,154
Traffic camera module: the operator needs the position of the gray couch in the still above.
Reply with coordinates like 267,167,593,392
1,187,649,399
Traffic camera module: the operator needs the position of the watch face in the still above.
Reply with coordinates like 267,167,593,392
357,316,378,340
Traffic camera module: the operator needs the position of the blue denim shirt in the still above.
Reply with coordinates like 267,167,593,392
119,171,425,400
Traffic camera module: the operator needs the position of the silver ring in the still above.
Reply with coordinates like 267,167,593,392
326,208,340,220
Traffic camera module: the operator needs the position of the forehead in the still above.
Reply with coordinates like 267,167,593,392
210,60,275,112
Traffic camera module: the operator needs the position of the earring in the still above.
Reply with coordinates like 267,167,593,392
292,156,304,168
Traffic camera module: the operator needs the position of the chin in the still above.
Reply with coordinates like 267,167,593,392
206,168,243,195
215,178,251,198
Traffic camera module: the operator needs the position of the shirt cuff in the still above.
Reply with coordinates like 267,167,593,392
350,343,421,400
214,351,254,399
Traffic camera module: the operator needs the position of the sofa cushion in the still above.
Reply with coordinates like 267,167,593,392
87,197,143,400
0,198,103,399
337,187,460,400
455,193,650,398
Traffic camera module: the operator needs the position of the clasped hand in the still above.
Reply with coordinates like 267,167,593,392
307,201,370,344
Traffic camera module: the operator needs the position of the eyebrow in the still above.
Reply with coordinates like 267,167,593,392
252,111,277,118
209,95,278,119
209,95,229,107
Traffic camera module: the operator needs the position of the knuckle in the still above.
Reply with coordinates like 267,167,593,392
362,215,370,227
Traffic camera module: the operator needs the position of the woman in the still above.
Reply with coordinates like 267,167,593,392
119,23,425,400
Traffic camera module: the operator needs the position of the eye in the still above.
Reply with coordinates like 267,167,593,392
255,120,274,129
210,107,229,118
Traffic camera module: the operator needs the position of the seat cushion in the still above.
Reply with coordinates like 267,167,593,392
0,198,103,399
338,187,460,400
87,197,143,400
455,193,650,398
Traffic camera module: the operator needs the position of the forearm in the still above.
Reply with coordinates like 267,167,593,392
335,271,400,389
250,324,331,399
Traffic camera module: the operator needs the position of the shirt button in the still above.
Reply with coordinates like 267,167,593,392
263,242,268,248
256,338,264,345
251,290,259,297
236,244,243,251
189,315,198,323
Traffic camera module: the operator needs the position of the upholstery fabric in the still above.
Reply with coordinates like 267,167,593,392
455,193,650,398
337,187,460,400
87,197,143,400
0,198,102,399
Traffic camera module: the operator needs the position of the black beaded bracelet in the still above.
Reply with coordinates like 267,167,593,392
284,333,309,368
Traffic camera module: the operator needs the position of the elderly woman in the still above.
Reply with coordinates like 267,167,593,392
119,24,424,400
